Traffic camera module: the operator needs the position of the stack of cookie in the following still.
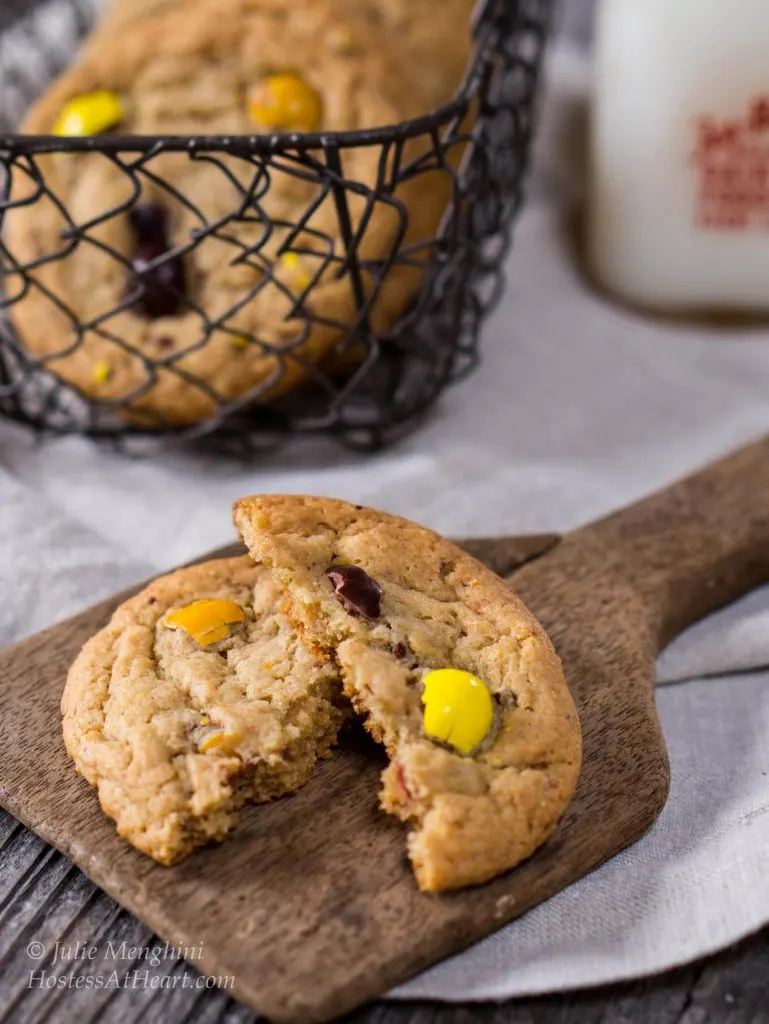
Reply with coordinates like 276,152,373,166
6,0,477,428
64,496,581,892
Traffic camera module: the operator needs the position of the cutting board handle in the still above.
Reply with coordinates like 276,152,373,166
577,435,769,650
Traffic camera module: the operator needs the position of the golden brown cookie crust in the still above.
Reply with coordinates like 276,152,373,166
62,556,344,864
234,495,582,892
7,0,473,426
98,0,477,109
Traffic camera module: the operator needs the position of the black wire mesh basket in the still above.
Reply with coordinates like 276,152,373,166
0,0,552,454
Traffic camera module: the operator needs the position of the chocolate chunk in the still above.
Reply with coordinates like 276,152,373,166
392,641,410,660
127,204,186,319
130,203,167,248
325,564,382,620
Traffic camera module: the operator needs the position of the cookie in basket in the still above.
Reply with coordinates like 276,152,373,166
97,0,477,108
234,495,582,892
94,0,187,37
363,0,478,106
5,0,465,427
62,556,347,864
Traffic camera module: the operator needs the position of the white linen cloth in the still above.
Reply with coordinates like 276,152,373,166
2,19,769,1001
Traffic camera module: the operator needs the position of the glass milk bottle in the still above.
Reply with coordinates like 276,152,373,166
588,0,769,316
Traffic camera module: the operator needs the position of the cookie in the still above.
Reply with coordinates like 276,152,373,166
96,0,185,36
362,0,478,107
62,556,345,864
98,0,477,108
6,0,469,426
233,496,582,892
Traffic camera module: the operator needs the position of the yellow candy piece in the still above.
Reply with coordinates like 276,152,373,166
53,90,124,137
421,668,494,755
199,731,237,754
248,72,323,132
92,360,112,385
280,251,311,290
162,599,246,647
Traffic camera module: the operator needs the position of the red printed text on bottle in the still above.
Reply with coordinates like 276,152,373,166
692,96,769,231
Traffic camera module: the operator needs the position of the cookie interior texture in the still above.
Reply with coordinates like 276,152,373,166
62,556,345,865
234,495,582,892
7,0,475,426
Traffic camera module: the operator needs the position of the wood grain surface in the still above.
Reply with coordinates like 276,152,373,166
1,437,769,1022
1,797,767,1024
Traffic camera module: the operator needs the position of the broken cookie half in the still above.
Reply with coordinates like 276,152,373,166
62,556,345,865
234,495,582,893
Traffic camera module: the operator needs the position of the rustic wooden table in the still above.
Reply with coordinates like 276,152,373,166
1,805,766,1024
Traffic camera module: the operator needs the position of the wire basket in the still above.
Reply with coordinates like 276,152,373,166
0,0,552,454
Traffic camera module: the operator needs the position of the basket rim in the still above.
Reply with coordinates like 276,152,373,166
0,6,506,156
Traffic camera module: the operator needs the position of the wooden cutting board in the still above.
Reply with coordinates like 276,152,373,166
2,437,769,1023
